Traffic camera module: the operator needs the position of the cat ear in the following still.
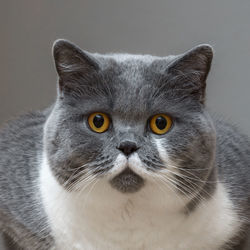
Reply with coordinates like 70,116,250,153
53,39,99,95
167,44,213,103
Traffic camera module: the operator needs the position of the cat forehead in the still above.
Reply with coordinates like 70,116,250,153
96,53,177,73
93,53,177,91
98,53,157,62
73,54,179,117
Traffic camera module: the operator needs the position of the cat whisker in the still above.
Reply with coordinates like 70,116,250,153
158,175,208,210
153,174,188,209
141,156,217,187
66,171,95,192
63,158,113,190
163,167,216,200
141,156,212,172
162,164,218,184
152,165,214,207
141,158,207,195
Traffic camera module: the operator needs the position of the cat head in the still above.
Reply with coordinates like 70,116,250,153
44,40,216,205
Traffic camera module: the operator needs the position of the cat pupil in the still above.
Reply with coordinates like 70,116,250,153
93,114,104,128
156,116,167,130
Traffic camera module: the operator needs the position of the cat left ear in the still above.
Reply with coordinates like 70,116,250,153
167,44,213,103
53,39,100,94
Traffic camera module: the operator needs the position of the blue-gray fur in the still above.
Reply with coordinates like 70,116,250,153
0,109,54,249
0,39,249,249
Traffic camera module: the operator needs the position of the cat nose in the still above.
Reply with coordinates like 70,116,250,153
117,141,139,156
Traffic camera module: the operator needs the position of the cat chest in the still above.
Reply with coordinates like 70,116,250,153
40,159,241,250
45,198,239,250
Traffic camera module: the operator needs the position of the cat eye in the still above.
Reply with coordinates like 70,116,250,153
88,112,110,133
150,114,172,135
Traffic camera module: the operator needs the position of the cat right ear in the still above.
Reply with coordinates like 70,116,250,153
166,44,213,104
52,39,99,95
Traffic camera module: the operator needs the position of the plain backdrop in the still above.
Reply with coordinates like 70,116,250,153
1,0,250,134
1,0,250,249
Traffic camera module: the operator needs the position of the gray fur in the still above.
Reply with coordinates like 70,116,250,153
0,39,249,249
0,109,54,249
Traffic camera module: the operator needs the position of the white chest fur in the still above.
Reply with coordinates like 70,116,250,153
40,154,241,250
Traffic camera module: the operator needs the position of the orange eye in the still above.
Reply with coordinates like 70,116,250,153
88,112,110,133
150,114,172,135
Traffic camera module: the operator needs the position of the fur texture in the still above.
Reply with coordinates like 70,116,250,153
0,40,250,249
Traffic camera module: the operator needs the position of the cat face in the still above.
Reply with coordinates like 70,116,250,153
44,40,216,202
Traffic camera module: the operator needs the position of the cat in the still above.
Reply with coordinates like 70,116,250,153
0,39,250,250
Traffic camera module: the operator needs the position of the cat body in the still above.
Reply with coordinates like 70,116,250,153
0,40,250,250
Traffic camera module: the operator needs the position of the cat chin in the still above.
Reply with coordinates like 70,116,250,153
109,167,144,193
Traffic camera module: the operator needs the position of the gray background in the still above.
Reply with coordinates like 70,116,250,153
1,0,250,249
1,0,250,134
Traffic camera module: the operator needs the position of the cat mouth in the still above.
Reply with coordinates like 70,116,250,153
110,167,144,193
